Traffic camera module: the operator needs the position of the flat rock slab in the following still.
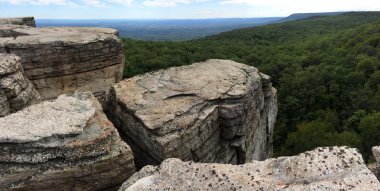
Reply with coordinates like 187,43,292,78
120,147,380,191
106,59,277,167
0,92,135,190
0,20,124,101
0,94,95,143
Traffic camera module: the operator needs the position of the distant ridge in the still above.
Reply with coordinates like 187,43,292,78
273,12,345,23
36,12,350,41
36,17,281,41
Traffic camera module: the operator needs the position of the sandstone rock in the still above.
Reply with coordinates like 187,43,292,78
0,89,9,116
0,17,35,27
369,146,380,180
0,24,30,38
0,92,135,190
0,19,124,101
119,147,380,191
0,53,40,116
106,59,277,167
373,146,380,163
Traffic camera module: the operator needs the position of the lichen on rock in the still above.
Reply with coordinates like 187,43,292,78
119,147,380,191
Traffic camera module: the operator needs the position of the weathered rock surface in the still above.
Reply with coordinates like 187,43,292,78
0,53,40,116
0,17,35,27
106,59,277,167
369,146,380,180
0,18,124,101
374,146,380,163
0,92,135,191
119,147,380,191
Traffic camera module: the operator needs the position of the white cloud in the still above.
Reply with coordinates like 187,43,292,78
0,0,133,6
107,0,133,6
83,0,105,7
143,0,208,7
83,0,134,7
220,0,380,15
0,0,72,5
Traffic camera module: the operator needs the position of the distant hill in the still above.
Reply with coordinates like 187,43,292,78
275,12,345,23
121,11,380,161
37,18,281,41
36,12,348,41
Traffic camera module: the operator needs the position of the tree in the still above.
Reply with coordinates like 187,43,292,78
359,112,380,160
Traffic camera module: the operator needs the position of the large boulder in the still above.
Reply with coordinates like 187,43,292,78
106,59,277,167
0,92,135,190
0,18,124,101
119,147,380,191
0,53,40,116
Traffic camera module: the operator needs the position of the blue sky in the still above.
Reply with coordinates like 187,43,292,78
0,0,379,19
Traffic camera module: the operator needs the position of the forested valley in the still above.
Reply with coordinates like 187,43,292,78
122,12,380,162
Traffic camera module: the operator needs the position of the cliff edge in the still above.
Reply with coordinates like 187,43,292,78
106,59,277,167
0,17,124,101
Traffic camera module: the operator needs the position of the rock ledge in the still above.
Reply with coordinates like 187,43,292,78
0,18,124,101
120,147,380,191
0,92,135,190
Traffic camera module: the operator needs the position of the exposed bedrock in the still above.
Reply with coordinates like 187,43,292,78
0,53,40,117
119,147,380,191
0,92,135,191
0,17,36,27
106,59,278,167
0,19,124,101
369,146,380,180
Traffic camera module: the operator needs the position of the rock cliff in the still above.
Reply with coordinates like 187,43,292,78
0,18,124,101
0,17,35,27
0,92,135,190
0,53,40,116
106,59,277,167
2,16,375,191
119,147,380,191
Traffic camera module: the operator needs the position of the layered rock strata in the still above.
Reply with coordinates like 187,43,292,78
119,147,380,191
106,59,277,167
0,17,35,27
0,92,135,190
0,53,40,116
0,18,124,101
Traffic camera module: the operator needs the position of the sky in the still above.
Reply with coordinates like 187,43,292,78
0,0,379,19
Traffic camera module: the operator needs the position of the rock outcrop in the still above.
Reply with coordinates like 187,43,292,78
0,92,135,190
0,17,35,27
119,147,380,191
106,59,277,167
373,146,380,162
0,53,40,116
370,146,380,180
0,18,124,101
